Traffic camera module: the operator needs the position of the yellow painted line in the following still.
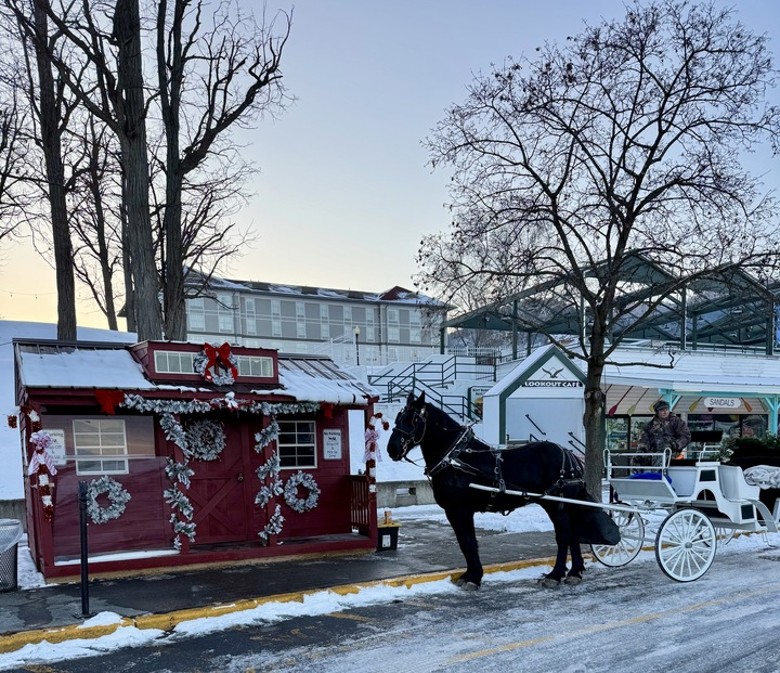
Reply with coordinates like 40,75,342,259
450,581,780,664
326,612,375,622
0,556,555,655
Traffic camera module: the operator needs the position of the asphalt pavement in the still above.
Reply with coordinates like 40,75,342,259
0,514,559,654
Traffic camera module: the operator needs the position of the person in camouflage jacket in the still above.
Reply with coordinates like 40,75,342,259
634,400,691,467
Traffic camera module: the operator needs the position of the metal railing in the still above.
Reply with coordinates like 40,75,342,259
369,355,495,398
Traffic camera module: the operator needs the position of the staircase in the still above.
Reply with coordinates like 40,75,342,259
368,355,497,422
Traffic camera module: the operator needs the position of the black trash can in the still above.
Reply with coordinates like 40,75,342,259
0,519,23,593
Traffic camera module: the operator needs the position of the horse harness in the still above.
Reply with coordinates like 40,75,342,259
424,421,586,511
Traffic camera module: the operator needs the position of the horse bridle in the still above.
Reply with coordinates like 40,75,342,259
393,406,428,461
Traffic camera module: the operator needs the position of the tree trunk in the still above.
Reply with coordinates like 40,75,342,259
32,1,76,341
583,321,608,500
114,0,162,341
158,0,186,341
583,363,606,500
163,168,186,340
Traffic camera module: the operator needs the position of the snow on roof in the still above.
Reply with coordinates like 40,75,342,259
15,342,378,405
19,347,154,390
487,342,780,396
0,321,137,500
274,357,377,404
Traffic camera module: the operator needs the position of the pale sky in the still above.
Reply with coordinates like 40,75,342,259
0,1,778,329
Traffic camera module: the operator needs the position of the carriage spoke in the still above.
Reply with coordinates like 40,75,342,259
655,508,716,582
591,509,645,568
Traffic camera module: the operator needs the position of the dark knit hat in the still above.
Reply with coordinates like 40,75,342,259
653,400,670,413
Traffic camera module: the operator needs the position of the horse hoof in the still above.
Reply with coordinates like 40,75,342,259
453,576,481,590
539,576,561,589
564,575,583,586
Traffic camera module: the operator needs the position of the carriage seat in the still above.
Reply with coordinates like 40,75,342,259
665,466,698,498
718,464,760,501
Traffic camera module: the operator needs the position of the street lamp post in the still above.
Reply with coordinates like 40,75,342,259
353,326,361,366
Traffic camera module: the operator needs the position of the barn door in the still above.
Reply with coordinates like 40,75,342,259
187,422,253,545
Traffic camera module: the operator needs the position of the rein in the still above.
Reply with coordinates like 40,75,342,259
395,406,428,464
395,404,585,502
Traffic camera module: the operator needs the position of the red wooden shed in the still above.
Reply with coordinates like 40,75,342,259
13,338,380,580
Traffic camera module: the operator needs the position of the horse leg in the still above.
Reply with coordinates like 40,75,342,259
540,503,571,588
564,531,586,586
444,508,483,589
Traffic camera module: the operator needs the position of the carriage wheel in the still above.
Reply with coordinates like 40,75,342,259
714,526,736,545
655,508,717,582
591,509,645,567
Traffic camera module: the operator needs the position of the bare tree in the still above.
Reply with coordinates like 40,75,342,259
420,0,780,496
155,0,290,340
0,90,29,248
9,0,79,340
66,114,124,329
3,0,161,338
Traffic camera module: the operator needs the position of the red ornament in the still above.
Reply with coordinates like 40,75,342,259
321,402,334,418
95,390,125,415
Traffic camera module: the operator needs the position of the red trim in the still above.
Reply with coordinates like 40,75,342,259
39,536,376,580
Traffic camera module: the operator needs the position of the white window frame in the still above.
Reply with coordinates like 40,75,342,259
154,350,196,375
187,297,206,331
277,419,317,469
243,297,257,336
73,418,129,475
235,355,274,378
217,293,234,333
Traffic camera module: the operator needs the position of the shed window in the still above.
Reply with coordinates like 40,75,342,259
73,419,129,475
277,420,317,469
235,355,274,377
155,350,196,374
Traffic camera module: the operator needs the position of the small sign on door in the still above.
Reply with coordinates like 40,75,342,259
322,429,342,460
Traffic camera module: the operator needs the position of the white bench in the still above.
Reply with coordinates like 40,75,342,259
717,465,760,501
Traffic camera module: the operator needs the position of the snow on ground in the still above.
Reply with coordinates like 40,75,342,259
3,526,777,671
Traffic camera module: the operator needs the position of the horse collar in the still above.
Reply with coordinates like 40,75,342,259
425,425,475,478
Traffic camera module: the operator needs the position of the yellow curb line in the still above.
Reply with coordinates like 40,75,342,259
0,556,553,655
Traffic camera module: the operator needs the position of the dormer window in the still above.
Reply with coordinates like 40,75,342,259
235,355,274,378
144,343,278,385
154,350,196,375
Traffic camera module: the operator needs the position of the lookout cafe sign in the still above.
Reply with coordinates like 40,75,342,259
523,363,584,388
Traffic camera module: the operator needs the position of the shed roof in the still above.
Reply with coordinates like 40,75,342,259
14,340,378,406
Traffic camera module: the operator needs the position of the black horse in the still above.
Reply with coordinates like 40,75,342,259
387,392,619,589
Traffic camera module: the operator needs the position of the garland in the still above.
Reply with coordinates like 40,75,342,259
28,430,58,521
254,422,284,537
255,451,283,507
121,394,319,418
284,471,321,513
86,476,132,525
117,395,321,546
363,412,391,463
185,419,226,461
258,504,285,544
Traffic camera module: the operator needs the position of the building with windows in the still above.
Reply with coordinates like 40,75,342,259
185,275,449,367
14,337,382,579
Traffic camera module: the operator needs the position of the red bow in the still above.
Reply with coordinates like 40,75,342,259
95,389,125,415
203,342,238,381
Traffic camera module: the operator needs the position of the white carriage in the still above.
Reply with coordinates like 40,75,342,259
591,448,779,582
471,446,779,582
